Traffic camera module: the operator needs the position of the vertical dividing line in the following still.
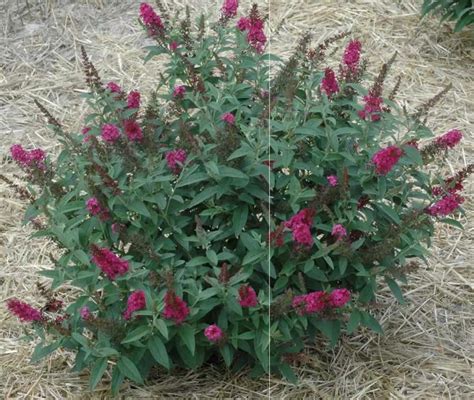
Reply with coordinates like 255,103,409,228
267,0,272,398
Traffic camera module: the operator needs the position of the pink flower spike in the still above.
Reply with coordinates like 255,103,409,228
238,285,258,307
343,40,362,72
435,129,463,149
124,120,143,142
304,291,327,313
162,291,189,324
331,224,347,240
204,324,224,342
106,81,122,94
123,290,146,320
236,17,250,31
80,306,91,320
221,0,238,18
169,41,178,52
101,123,121,143
173,85,186,99
328,288,351,308
86,197,102,216
359,95,383,121
426,193,464,216
221,112,235,125
10,144,30,166
327,175,338,187
91,245,129,280
372,145,403,175
166,149,187,174
7,299,43,322
139,3,164,35
127,90,141,109
321,68,340,96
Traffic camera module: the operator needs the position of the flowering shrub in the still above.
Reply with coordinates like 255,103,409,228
4,0,472,393
422,0,474,32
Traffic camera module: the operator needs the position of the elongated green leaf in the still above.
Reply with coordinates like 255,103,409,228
121,325,151,344
178,325,195,355
148,336,170,369
89,358,108,390
385,277,405,304
117,356,143,384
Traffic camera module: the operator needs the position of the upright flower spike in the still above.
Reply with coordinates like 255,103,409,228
139,3,164,36
372,145,403,175
106,81,122,94
86,197,110,221
221,0,238,18
328,288,351,307
237,6,266,53
91,245,129,280
7,299,43,322
321,68,340,96
173,85,186,98
331,224,347,240
238,285,258,307
126,90,141,109
123,290,146,320
123,120,143,142
10,144,46,170
358,94,384,121
292,291,327,315
327,175,338,187
204,324,224,342
166,149,187,174
162,291,189,324
101,123,121,143
435,129,463,149
221,112,235,125
342,40,362,73
426,193,464,216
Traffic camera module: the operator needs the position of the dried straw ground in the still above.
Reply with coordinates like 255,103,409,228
1,0,473,398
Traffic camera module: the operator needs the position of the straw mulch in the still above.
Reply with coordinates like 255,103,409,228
1,0,472,398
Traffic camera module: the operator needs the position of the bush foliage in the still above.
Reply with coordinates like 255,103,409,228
422,0,474,32
4,1,471,393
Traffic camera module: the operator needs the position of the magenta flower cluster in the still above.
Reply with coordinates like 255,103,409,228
343,40,362,73
163,291,190,324
237,14,266,53
123,120,143,142
204,324,224,342
123,290,146,320
10,145,46,169
127,90,141,109
331,224,347,240
86,197,110,221
101,123,121,143
327,175,338,187
91,246,129,280
238,285,258,307
435,129,463,149
358,94,384,121
292,289,351,316
166,149,187,174
221,112,235,125
7,299,43,322
139,2,164,36
426,193,464,217
372,145,403,175
173,85,186,98
321,68,340,96
284,208,315,246
221,0,238,18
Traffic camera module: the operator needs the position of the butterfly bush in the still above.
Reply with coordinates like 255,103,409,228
4,0,472,392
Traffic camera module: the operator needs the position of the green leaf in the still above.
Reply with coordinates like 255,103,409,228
148,336,170,369
385,277,405,304
206,249,218,266
186,186,220,209
279,364,298,384
376,203,401,224
117,356,144,384
89,358,108,390
232,206,248,237
121,325,151,344
110,366,124,397
154,319,169,339
176,172,209,188
71,332,89,348
361,311,383,334
316,319,341,348
178,325,196,355
439,218,463,230
403,145,423,165
128,200,151,218
347,310,361,334
220,344,233,367
31,340,61,363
